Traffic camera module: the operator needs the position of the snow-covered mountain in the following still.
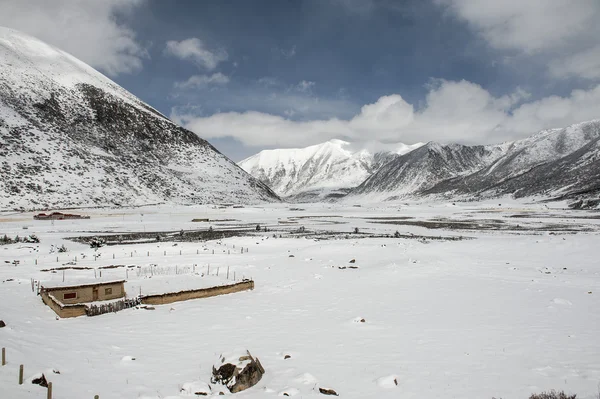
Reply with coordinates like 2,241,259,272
238,139,423,200
0,27,279,210
349,120,600,202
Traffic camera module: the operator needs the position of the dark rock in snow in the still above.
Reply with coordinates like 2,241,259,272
0,320,5,328
319,387,339,396
32,374,48,387
212,350,265,393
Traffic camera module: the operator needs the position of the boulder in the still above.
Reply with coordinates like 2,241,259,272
212,350,265,393
0,320,5,328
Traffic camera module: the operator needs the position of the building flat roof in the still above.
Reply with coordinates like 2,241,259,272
41,278,126,291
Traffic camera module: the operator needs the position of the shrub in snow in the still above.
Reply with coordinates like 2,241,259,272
89,237,105,249
529,390,576,399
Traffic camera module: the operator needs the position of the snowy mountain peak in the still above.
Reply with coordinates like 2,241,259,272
238,140,423,199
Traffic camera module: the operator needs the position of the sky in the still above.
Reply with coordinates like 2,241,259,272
1,0,599,161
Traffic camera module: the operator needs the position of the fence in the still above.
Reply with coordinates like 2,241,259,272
85,297,142,317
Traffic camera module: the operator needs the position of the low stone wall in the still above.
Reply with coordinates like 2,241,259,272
141,280,254,306
41,292,87,318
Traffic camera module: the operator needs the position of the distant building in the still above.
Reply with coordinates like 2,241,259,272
34,212,91,220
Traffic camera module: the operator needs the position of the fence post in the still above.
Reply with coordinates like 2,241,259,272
180,250,182,256
19,364,23,384
234,271,236,281
227,266,229,279
164,251,166,256
217,267,219,276
2,347,5,365
47,382,52,399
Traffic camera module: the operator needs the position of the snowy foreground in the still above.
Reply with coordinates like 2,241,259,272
1,200,599,399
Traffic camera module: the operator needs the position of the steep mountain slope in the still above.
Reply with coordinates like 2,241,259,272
424,120,600,199
238,139,423,200
350,142,507,201
348,120,600,202
0,27,279,210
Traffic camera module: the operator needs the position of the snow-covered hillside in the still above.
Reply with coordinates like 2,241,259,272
238,139,423,200
348,120,600,202
0,27,279,210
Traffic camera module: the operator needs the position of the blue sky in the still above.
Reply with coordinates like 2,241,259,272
2,0,600,160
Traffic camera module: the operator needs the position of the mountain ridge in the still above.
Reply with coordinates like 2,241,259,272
238,139,423,200
0,27,279,210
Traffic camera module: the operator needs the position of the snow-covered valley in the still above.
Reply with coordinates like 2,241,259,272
1,201,599,398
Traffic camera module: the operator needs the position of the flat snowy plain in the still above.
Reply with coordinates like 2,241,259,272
1,200,599,399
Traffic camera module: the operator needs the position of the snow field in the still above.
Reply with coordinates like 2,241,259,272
0,202,599,398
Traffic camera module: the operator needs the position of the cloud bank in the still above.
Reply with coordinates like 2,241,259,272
172,80,600,147
436,0,600,80
0,0,147,76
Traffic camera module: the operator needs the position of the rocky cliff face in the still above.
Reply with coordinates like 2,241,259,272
0,27,279,210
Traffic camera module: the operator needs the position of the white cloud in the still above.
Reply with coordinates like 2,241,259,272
174,73,230,90
548,45,600,80
436,0,600,80
172,80,600,147
0,0,146,76
164,38,228,70
295,80,316,93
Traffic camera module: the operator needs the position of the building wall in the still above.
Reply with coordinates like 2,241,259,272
41,292,87,318
46,282,125,304
141,280,254,306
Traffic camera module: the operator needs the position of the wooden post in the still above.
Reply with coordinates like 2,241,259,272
100,271,102,278
228,250,230,255
179,250,182,255
147,251,149,256
175,265,178,275
62,270,65,282
207,265,210,275
212,249,214,254
227,266,229,279
19,364,23,384
56,256,58,262
234,271,236,281
164,251,166,256
47,382,52,399
113,254,115,259
2,347,5,365
35,259,38,265
126,269,129,279
197,249,199,255
130,252,132,258
217,267,219,276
